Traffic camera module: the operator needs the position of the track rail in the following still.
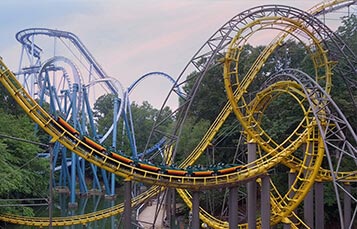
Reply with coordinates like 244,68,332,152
0,60,271,190
1,0,356,227
16,28,116,93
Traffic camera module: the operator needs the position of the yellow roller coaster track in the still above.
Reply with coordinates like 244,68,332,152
178,1,357,228
0,59,272,225
0,186,163,227
220,8,330,229
0,0,356,227
178,78,324,229
0,60,277,189
0,53,314,228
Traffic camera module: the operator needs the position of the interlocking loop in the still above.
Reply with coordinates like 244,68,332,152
1,1,356,228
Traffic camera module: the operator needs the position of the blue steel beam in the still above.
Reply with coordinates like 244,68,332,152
16,28,117,94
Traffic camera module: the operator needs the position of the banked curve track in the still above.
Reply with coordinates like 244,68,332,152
0,55,278,226
0,59,266,190
176,1,357,228
1,0,357,227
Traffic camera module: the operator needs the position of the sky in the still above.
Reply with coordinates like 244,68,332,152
0,0,333,109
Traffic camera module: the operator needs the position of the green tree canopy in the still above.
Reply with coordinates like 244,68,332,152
92,94,173,157
0,85,49,216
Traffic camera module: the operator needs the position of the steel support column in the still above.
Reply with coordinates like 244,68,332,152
344,183,351,228
247,142,257,229
261,174,270,229
284,170,297,229
110,97,119,196
192,191,200,229
124,178,132,229
304,188,313,228
229,186,238,229
165,189,172,227
69,83,79,207
315,182,324,229
304,143,313,228
171,189,177,227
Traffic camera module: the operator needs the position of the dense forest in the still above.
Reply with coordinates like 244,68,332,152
0,14,356,226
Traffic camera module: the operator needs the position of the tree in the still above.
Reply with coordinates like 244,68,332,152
130,101,174,154
176,117,210,163
0,112,49,216
93,94,116,133
183,64,227,123
332,14,357,129
0,84,24,116
336,14,357,54
92,94,173,157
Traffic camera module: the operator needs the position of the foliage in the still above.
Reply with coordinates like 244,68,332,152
130,101,174,154
336,14,357,54
0,112,49,215
175,14,357,224
0,11,355,225
176,117,210,163
92,94,174,156
93,94,116,134
182,65,227,123
331,14,357,129
0,84,24,116
260,93,304,143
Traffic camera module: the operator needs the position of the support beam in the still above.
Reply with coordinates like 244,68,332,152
261,174,270,229
304,143,313,228
171,189,177,227
68,152,78,208
284,170,297,229
49,143,54,229
110,98,119,196
192,191,200,229
229,186,238,229
247,142,257,229
166,189,172,227
124,178,132,229
344,183,351,228
304,188,313,228
69,83,79,207
315,182,324,229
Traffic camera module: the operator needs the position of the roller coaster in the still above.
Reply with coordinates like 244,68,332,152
1,0,357,228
